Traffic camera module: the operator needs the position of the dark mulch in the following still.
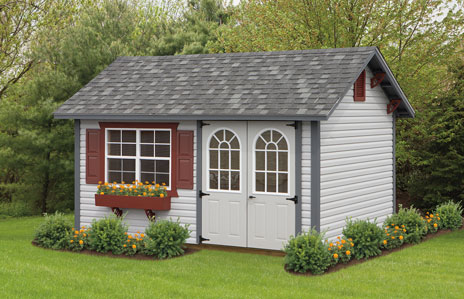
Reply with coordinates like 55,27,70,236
396,190,415,212
285,225,463,277
31,241,199,261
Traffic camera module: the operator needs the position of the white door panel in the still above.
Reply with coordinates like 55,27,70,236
247,121,296,250
202,122,247,247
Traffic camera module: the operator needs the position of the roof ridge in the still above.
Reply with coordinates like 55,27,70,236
116,46,377,61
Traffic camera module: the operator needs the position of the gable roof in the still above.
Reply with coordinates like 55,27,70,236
54,46,414,120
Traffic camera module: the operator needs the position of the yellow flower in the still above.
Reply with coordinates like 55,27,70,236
395,226,399,230
338,246,342,250
83,233,87,237
433,223,437,228
430,214,434,218
132,244,136,249
156,184,160,188
98,181,102,184
348,238,352,242
111,190,115,193
328,247,332,251
346,250,351,256
112,186,117,190
427,219,431,223
122,181,125,184
162,183,166,186
75,230,79,234
437,217,441,220
70,240,74,243
143,192,147,196
79,240,83,245
391,236,395,239
337,236,341,240
391,223,394,226
336,241,340,245
329,243,333,247
160,193,165,198
100,192,104,195
333,253,338,259
403,229,406,232
145,181,149,184
399,235,404,240
383,240,387,245
164,186,167,190
401,225,405,228
123,244,127,248
341,239,346,244
104,182,108,186
386,226,390,229
350,242,354,247
128,235,132,239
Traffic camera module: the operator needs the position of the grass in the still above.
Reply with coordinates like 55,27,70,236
1,217,463,298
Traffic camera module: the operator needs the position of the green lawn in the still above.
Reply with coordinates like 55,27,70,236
1,217,463,298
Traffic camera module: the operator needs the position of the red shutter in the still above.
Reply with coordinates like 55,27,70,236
176,130,194,189
354,70,366,101
86,129,103,184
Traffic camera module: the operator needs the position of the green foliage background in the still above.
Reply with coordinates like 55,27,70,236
0,0,463,215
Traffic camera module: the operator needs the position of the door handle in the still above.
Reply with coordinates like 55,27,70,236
248,195,256,199
286,196,298,204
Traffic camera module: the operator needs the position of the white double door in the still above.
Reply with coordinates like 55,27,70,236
202,121,295,250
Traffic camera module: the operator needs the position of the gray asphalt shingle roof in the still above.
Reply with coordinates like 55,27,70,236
54,46,414,120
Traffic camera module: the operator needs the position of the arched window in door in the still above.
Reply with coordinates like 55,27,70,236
254,129,289,194
208,129,240,191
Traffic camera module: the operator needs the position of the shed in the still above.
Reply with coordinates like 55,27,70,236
54,46,414,250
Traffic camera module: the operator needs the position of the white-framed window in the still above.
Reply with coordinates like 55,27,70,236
208,129,241,191
254,129,289,194
105,128,171,188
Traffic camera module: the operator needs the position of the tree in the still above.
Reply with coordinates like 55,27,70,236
0,0,80,98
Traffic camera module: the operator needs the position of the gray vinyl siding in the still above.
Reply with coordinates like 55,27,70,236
79,120,197,244
301,122,311,232
319,68,394,239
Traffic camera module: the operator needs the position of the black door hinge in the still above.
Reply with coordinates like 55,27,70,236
286,122,297,128
199,190,210,198
286,196,298,204
199,235,210,243
200,121,210,127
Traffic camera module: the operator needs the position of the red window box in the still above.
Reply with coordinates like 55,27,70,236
95,194,171,210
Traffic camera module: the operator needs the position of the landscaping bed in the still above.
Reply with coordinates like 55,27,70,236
285,223,464,276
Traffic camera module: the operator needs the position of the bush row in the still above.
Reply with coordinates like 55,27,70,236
285,201,462,275
34,213,190,259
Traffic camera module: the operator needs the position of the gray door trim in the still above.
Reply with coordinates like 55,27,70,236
196,120,203,244
74,119,80,230
295,121,302,235
310,121,321,232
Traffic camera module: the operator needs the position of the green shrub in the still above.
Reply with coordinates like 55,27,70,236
87,216,128,254
435,201,463,230
67,225,90,251
381,225,406,250
34,212,73,249
143,220,190,259
384,206,427,244
328,236,354,265
342,218,383,260
284,229,332,274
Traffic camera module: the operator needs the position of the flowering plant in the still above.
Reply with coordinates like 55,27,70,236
327,236,354,264
122,231,145,256
424,212,440,234
96,180,168,198
68,226,90,251
381,224,406,250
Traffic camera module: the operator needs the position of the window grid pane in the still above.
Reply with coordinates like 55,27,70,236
208,129,240,191
106,129,171,187
254,130,289,194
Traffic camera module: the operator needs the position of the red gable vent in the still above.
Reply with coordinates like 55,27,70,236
354,70,366,102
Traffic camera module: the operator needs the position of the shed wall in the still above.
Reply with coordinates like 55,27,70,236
79,120,197,244
320,68,394,238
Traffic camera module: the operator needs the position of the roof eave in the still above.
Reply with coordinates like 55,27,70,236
53,113,329,122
